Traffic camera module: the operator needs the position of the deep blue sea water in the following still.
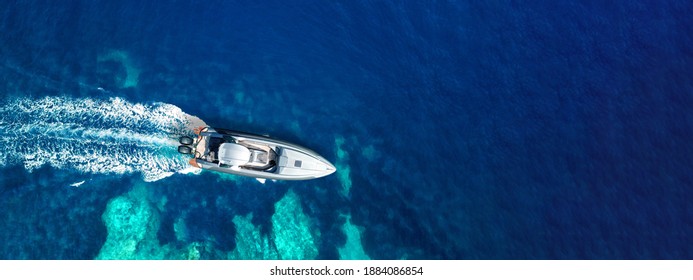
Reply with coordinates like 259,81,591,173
0,0,691,259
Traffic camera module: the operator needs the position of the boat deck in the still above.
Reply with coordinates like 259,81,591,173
194,135,208,160
195,135,277,170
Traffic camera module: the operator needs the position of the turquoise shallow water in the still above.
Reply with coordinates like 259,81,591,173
0,0,692,259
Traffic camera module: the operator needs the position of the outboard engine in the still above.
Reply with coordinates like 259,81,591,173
178,145,193,154
179,136,194,145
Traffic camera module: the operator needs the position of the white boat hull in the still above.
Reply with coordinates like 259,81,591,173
180,127,336,181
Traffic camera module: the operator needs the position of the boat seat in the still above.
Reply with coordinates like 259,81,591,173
218,143,251,166
248,149,269,165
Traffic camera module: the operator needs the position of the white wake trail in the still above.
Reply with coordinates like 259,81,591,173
0,96,206,182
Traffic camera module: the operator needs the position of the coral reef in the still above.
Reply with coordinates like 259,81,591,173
338,214,370,260
334,136,352,197
270,190,320,259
